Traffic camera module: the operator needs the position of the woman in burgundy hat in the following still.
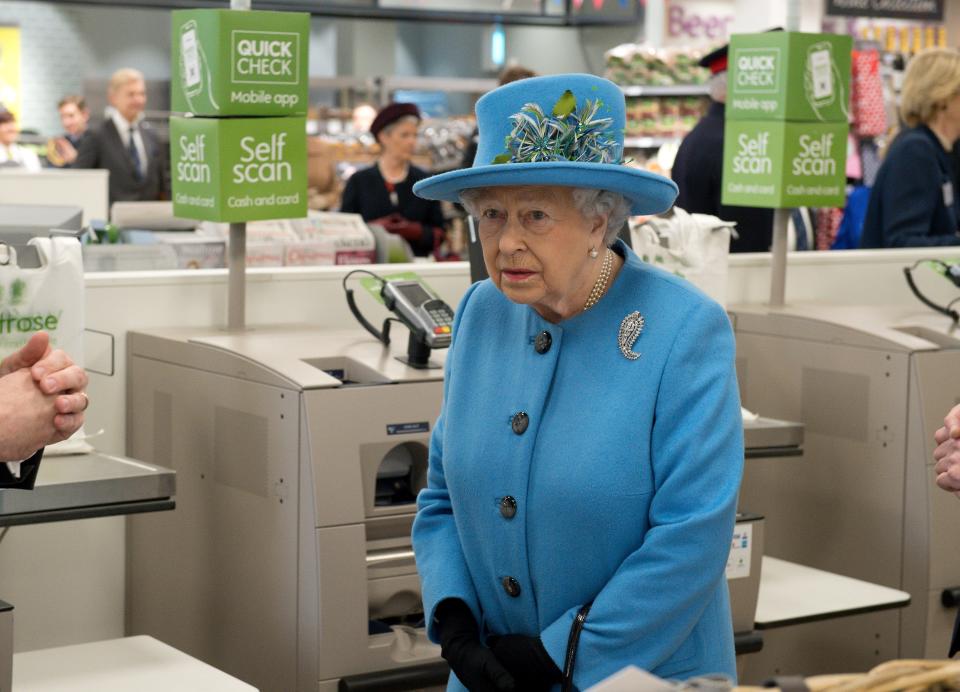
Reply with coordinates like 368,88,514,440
340,102,447,257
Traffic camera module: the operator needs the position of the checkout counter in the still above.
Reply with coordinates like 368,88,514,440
0,452,179,691
124,323,807,692
731,302,960,679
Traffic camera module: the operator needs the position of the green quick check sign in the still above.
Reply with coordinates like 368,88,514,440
727,32,851,123
232,30,300,86
720,31,850,210
172,9,308,117
171,116,307,222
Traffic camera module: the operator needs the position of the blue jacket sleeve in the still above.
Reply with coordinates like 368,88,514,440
412,281,484,643
881,141,959,247
539,298,744,686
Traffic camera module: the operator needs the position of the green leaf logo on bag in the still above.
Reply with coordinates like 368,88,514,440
11,279,25,306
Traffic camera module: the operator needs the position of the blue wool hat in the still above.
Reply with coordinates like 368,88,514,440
413,73,678,215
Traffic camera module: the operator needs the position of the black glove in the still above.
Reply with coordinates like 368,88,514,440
487,634,563,692
435,599,516,692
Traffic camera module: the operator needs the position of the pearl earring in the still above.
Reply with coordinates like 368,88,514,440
589,247,599,259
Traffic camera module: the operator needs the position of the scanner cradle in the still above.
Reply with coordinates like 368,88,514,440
344,271,454,369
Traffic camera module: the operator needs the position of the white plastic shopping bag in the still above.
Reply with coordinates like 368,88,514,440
630,207,733,306
0,237,91,456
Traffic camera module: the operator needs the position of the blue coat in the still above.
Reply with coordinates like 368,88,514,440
860,125,960,248
412,241,744,690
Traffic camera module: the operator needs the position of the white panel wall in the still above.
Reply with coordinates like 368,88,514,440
0,2,93,135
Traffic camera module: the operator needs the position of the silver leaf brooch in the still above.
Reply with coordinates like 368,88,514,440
618,311,645,360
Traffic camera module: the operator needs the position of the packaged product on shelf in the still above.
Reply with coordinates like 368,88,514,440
604,43,710,86
296,211,376,265
851,48,887,138
659,97,681,136
150,232,226,269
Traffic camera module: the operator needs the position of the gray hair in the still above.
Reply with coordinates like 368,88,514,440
460,187,631,247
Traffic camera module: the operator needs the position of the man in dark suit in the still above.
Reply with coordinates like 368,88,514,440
73,68,169,206
671,44,774,253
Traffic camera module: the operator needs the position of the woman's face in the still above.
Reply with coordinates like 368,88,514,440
944,92,960,132
378,119,419,161
476,185,607,320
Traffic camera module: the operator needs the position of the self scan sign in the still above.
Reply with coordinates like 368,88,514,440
171,116,307,222
721,120,847,208
171,9,308,117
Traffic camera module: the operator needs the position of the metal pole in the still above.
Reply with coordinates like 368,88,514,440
228,0,250,331
228,222,247,329
768,0,800,308
785,0,801,32
644,0,665,48
769,208,790,307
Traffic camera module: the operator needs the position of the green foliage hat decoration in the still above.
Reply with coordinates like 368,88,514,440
413,73,677,216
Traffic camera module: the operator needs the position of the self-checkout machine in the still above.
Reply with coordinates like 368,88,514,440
126,6,452,691
720,27,946,680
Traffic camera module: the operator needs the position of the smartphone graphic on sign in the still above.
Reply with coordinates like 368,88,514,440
808,46,833,101
180,20,202,96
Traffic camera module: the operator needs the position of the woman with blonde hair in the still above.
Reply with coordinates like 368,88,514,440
861,48,960,247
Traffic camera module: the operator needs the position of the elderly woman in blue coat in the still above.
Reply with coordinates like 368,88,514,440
411,74,744,691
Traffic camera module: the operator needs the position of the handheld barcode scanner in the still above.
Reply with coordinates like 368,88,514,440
343,270,454,369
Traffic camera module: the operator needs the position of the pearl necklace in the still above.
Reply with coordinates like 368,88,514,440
583,248,614,312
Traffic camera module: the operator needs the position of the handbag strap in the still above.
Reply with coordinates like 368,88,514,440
561,602,592,692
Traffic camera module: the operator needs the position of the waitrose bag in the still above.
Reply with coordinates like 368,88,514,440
0,238,90,455
630,207,733,307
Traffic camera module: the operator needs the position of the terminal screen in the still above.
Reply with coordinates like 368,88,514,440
396,283,432,307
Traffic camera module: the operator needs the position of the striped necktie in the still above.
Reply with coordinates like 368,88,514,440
128,127,144,182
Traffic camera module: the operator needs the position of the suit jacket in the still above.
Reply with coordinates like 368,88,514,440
0,449,43,489
339,164,446,257
861,125,960,248
671,102,774,253
412,240,744,690
73,119,169,206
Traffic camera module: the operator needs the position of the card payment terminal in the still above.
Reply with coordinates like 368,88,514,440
344,271,455,369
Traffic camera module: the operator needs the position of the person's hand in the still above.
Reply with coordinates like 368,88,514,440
487,634,562,692
435,599,515,692
935,404,960,493
369,214,403,230
55,137,78,165
31,345,89,435
0,333,90,436
0,369,71,460
371,214,424,243
0,331,51,378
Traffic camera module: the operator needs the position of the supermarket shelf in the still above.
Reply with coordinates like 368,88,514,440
620,84,711,97
623,135,683,148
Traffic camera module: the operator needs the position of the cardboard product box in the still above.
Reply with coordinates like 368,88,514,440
296,212,376,264
152,232,226,269
283,239,336,266
721,119,847,208
171,9,309,117
171,115,307,223
726,31,852,123
245,241,285,267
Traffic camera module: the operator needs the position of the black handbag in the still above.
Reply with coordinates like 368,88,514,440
561,602,592,692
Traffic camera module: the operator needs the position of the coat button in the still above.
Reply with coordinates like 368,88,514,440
511,412,529,435
500,496,517,519
502,576,521,598
534,331,552,354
